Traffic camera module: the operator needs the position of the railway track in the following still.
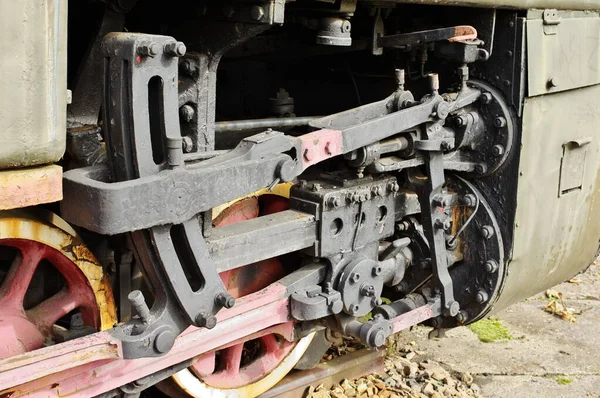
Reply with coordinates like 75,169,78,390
261,349,386,398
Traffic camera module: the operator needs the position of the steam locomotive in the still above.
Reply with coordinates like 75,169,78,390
1,0,599,396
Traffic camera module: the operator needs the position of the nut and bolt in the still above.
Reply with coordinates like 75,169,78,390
481,225,495,239
484,259,499,273
372,297,383,306
215,292,236,309
182,136,194,153
371,186,381,197
164,41,187,57
327,195,341,208
195,312,217,329
250,5,265,21
180,104,195,122
475,289,489,304
349,272,361,284
128,290,151,322
475,163,488,175
137,41,159,58
455,310,469,323
480,92,493,105
460,193,477,208
349,304,360,314
435,218,451,231
311,183,322,192
440,141,451,151
372,265,383,276
454,114,468,128
386,181,400,193
492,144,505,156
445,300,460,317
494,116,507,128
360,283,376,297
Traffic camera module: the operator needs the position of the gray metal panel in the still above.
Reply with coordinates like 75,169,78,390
372,0,600,10
527,11,600,96
493,84,600,311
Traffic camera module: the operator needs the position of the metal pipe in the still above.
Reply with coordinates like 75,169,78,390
215,116,319,133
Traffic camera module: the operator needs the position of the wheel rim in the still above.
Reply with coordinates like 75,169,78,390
171,192,315,398
0,210,117,359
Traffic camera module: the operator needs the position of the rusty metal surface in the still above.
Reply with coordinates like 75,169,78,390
0,0,67,169
493,84,600,311
0,165,62,210
259,348,386,398
374,0,600,10
527,10,600,97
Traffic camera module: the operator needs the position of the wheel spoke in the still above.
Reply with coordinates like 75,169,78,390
190,351,216,377
220,343,244,376
0,245,45,306
26,288,81,331
259,334,280,354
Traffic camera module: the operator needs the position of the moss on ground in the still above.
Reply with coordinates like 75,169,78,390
556,377,572,385
468,317,513,343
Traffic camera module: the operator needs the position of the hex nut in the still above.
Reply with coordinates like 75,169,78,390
137,41,159,57
164,41,187,57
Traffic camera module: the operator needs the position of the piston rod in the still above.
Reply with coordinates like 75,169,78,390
215,116,319,133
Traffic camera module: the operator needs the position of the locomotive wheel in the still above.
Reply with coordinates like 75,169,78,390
0,210,117,359
167,190,315,398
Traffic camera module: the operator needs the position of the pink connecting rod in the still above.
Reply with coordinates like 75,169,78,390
0,284,290,397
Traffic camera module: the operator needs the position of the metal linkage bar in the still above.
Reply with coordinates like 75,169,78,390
378,25,478,48
0,264,327,396
208,210,318,272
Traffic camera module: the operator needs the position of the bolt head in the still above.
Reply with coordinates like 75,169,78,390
480,92,493,105
164,41,187,57
327,196,341,208
475,290,489,304
494,116,507,128
372,266,382,276
481,225,495,239
180,104,195,122
137,41,159,57
455,310,469,323
484,259,499,273
446,300,460,317
182,136,194,153
548,77,559,88
475,163,488,175
195,313,217,329
349,272,361,284
216,292,235,309
492,144,505,156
